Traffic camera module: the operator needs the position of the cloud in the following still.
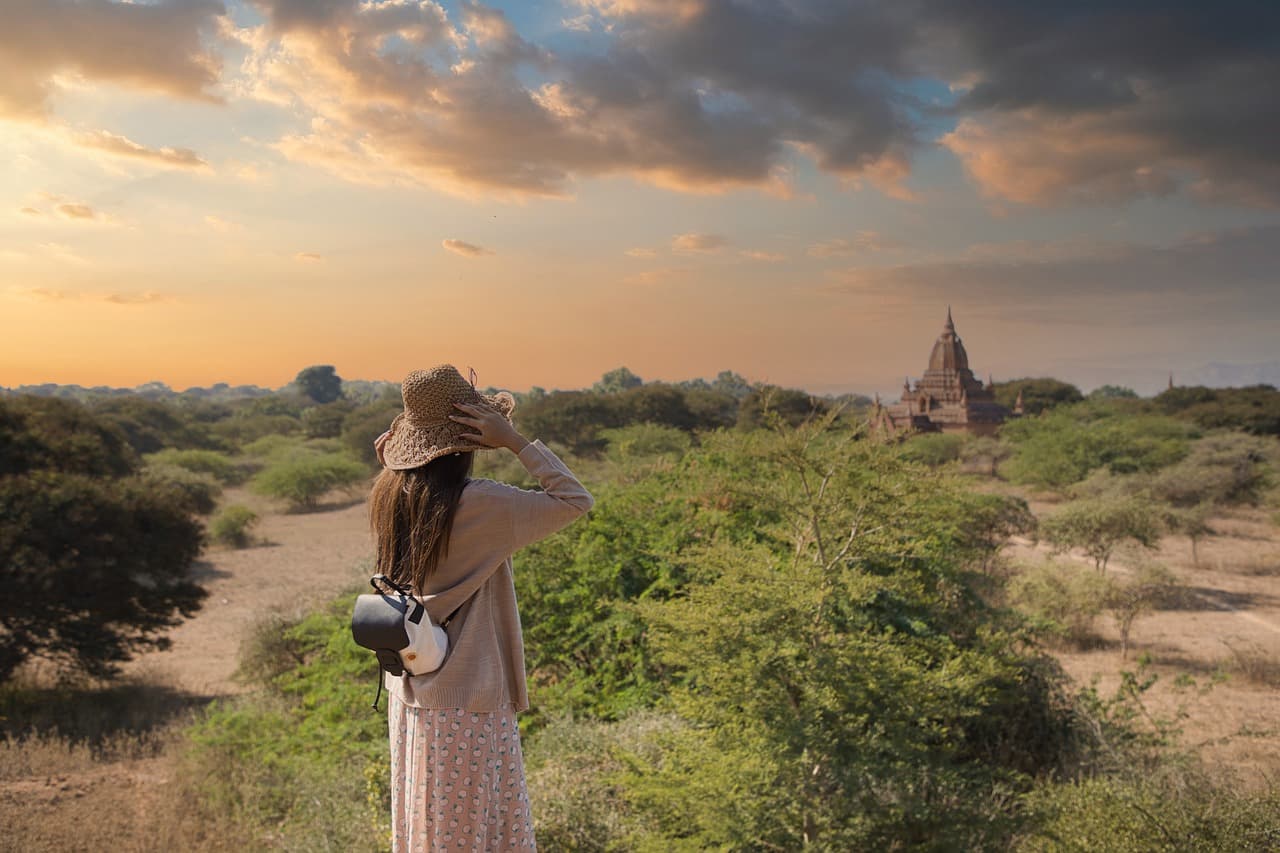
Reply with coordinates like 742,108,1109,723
672,232,728,254
72,129,209,170
808,231,896,258
294,252,324,263
55,203,99,221
0,0,225,121
19,207,41,216
561,14,595,32
15,286,173,305
102,291,173,305
740,250,784,263
623,266,691,286
825,226,1280,324
442,239,493,257
624,247,657,258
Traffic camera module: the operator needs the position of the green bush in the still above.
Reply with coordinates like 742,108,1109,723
208,505,259,548
182,598,387,851
1010,560,1110,648
1018,771,1280,852
899,432,966,467
141,463,223,515
601,423,692,463
1040,494,1164,573
146,448,243,485
251,453,367,510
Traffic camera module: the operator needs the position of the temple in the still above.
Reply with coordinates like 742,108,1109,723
877,308,1013,437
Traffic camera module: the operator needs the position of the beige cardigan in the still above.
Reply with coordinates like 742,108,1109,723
385,440,593,712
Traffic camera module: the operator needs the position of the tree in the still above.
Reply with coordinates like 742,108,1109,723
960,435,1012,477
993,377,1084,415
0,396,206,680
295,364,344,404
611,415,1076,848
1088,385,1139,400
1040,495,1163,573
1104,561,1178,659
736,385,828,429
592,366,643,394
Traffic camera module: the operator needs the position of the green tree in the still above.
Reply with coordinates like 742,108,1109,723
593,366,643,394
736,385,828,429
0,397,205,680
1088,385,1139,400
295,365,344,404
993,377,1084,415
615,416,1076,848
1104,561,1178,660
1040,495,1163,573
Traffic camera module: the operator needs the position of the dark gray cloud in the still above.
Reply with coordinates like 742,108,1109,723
242,0,1280,203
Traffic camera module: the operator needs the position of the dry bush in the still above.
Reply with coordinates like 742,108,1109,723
1220,554,1280,577
1009,559,1110,649
1219,642,1280,688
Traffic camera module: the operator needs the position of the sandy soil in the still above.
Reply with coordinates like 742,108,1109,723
1007,505,1280,788
121,487,375,695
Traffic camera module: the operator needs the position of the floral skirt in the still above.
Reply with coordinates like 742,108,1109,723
388,695,537,852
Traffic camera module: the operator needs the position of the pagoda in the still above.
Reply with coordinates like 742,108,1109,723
878,308,1011,436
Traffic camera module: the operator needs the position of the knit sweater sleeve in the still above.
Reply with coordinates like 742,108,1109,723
501,440,594,552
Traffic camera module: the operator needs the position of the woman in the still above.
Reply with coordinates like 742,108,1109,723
369,365,593,851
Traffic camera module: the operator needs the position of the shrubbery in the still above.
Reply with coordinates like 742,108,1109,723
208,505,259,548
251,452,368,510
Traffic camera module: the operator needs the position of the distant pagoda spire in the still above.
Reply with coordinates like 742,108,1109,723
1013,388,1025,415
1168,372,1174,390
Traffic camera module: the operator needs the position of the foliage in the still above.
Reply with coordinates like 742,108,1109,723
959,493,1038,572
209,505,260,549
1088,385,1139,400
610,418,1079,849
1147,431,1274,508
341,400,403,467
140,463,223,516
0,395,137,478
0,397,207,681
1018,770,1280,852
0,472,205,681
600,423,692,463
1155,384,1280,436
1009,560,1110,649
1103,559,1179,660
182,598,387,851
145,448,243,485
593,366,644,394
89,396,221,454
736,385,829,429
1001,403,1196,490
899,431,966,467
251,453,368,510
960,435,1013,477
1039,495,1164,573
294,364,344,404
993,377,1084,415
301,399,355,439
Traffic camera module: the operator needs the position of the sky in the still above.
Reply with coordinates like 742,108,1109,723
1,0,1278,397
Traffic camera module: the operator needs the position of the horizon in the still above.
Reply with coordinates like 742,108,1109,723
3,1,1278,397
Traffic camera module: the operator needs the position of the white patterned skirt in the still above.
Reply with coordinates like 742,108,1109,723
388,695,537,852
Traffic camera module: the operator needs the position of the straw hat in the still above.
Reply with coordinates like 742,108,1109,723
379,365,515,470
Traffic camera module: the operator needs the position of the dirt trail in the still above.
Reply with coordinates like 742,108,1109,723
124,489,375,695
1,491,376,851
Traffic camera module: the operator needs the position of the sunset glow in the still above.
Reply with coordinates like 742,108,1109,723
2,1,1278,395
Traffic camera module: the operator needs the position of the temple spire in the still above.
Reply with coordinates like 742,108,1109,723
1168,372,1174,390
944,305,954,332
1014,389,1025,416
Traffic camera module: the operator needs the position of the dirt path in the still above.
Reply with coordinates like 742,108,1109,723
124,488,375,696
2,490,376,851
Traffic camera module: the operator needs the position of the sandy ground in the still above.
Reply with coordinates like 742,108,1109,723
1007,503,1280,788
3,485,1279,849
121,487,375,695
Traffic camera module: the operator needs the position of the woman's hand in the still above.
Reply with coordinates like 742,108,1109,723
449,402,529,453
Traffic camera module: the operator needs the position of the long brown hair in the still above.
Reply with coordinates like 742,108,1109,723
369,451,474,593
